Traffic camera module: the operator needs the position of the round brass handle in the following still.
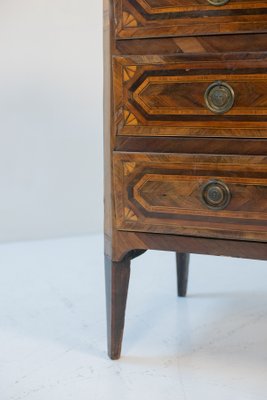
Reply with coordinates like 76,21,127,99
208,0,230,5
204,81,235,114
201,180,231,210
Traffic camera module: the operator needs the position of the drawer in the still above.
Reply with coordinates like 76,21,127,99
113,54,267,138
114,152,267,241
115,0,267,39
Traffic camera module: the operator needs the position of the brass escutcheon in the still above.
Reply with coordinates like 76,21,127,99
204,81,235,114
201,180,231,210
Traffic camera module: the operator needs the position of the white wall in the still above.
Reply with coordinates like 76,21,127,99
0,0,103,241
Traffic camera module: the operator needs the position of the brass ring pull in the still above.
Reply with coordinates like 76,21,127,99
204,81,235,114
208,0,230,5
201,180,231,210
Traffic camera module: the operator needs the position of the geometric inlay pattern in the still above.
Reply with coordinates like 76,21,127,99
124,207,138,221
123,66,137,82
124,109,138,126
122,12,138,28
116,1,267,39
123,162,136,176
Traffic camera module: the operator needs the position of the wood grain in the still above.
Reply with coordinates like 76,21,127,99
113,54,267,138
115,137,267,155
105,254,131,359
104,0,267,359
110,230,267,262
115,0,267,38
116,34,267,55
113,152,267,241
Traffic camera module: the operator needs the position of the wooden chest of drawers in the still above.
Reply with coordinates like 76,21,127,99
104,0,267,359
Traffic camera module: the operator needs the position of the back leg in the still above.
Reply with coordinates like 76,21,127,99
176,253,190,297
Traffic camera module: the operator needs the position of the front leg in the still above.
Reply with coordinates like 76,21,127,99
105,254,131,360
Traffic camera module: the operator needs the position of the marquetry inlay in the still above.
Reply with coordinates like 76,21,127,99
123,162,136,176
123,66,137,82
124,207,138,221
122,12,138,28
124,109,138,126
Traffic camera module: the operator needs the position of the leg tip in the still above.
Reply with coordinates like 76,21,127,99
108,351,121,360
178,288,187,297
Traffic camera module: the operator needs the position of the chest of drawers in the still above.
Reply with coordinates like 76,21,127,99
104,0,267,359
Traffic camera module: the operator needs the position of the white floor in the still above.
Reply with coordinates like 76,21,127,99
0,234,267,399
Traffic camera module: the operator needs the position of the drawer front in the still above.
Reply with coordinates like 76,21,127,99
113,54,267,138
115,0,267,38
114,152,267,241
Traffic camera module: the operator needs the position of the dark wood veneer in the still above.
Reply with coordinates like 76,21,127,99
113,54,267,138
113,152,267,241
104,0,267,359
116,137,267,155
115,0,267,39
116,34,267,55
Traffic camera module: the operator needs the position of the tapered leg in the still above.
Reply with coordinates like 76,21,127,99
176,253,190,297
105,254,131,360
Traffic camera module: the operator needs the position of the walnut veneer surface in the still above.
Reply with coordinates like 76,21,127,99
104,0,267,359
